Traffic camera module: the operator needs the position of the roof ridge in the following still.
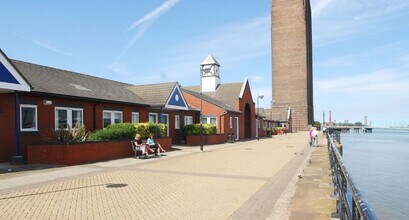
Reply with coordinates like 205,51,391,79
127,81,178,87
11,59,133,86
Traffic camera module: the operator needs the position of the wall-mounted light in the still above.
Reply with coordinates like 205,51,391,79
43,100,52,105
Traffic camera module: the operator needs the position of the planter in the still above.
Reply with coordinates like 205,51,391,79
186,134,226,146
28,138,172,165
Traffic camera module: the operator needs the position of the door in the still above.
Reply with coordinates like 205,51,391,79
235,117,239,140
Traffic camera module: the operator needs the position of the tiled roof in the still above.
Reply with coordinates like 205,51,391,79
183,82,244,112
265,107,290,121
126,82,177,107
181,87,241,113
11,60,148,105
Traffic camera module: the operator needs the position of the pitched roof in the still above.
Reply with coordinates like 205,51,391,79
0,49,31,92
11,60,148,105
183,82,244,111
200,54,220,66
265,107,290,122
181,87,241,113
126,82,177,107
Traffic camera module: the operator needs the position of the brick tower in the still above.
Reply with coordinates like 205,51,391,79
271,0,314,132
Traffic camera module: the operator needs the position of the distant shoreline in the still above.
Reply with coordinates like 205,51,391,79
371,127,409,131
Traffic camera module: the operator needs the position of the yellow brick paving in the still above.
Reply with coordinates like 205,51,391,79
0,133,328,219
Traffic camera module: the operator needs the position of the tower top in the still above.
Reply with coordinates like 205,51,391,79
201,54,220,66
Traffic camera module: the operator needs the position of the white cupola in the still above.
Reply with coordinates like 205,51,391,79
200,54,221,92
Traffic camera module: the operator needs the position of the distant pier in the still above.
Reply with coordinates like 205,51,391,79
327,126,373,133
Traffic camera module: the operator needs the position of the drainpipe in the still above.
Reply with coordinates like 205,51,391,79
93,102,100,130
159,107,163,123
11,91,23,164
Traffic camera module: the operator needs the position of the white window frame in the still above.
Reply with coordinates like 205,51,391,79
202,116,217,126
132,112,140,123
20,104,38,132
175,115,180,129
103,110,123,128
55,107,84,130
230,117,233,129
184,116,193,125
149,113,158,123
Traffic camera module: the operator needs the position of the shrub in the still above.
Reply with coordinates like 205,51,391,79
49,124,90,143
134,122,167,139
88,122,167,141
88,123,136,141
184,124,217,135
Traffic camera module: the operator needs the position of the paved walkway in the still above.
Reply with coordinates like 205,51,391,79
0,132,334,219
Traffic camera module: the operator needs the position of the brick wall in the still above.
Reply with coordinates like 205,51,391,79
0,92,188,163
28,138,172,165
271,0,314,131
185,134,227,146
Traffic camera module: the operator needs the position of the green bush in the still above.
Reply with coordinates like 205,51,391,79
134,122,167,139
88,123,136,140
184,124,216,135
88,122,167,141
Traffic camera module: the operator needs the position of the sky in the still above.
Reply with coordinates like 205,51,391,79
1,0,408,126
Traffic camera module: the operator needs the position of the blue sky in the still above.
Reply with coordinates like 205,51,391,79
1,0,408,126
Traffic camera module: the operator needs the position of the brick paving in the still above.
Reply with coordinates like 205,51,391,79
0,133,333,219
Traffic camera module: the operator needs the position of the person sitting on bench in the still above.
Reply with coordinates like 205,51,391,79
134,134,154,157
147,133,165,156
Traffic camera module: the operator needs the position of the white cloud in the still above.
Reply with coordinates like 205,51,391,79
251,86,272,109
2,29,81,59
314,69,409,122
316,69,409,94
149,16,271,80
311,0,335,19
114,0,181,63
248,75,264,83
312,0,409,47
126,0,181,31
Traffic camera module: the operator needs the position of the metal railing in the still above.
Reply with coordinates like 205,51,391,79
327,132,377,220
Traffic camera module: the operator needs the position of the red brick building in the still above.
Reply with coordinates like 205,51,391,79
182,55,257,140
0,49,197,163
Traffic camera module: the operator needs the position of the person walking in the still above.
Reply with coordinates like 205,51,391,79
311,127,318,147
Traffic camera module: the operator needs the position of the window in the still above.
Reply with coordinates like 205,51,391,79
184,116,193,125
55,107,83,129
20,104,38,131
149,113,158,123
175,115,180,129
103,110,123,128
132,112,139,123
202,116,217,125
230,117,233,129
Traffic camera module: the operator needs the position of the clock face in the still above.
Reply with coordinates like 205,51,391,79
202,68,212,76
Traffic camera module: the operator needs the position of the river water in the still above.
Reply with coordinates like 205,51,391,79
341,128,409,219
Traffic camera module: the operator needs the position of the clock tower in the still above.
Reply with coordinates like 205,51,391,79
200,54,221,92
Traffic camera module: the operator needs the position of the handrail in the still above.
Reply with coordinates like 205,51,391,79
327,132,377,220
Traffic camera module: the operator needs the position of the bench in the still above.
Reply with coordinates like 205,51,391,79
131,140,147,158
131,140,158,159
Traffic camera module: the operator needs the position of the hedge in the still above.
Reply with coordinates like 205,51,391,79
134,122,167,139
184,124,216,135
88,122,167,141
